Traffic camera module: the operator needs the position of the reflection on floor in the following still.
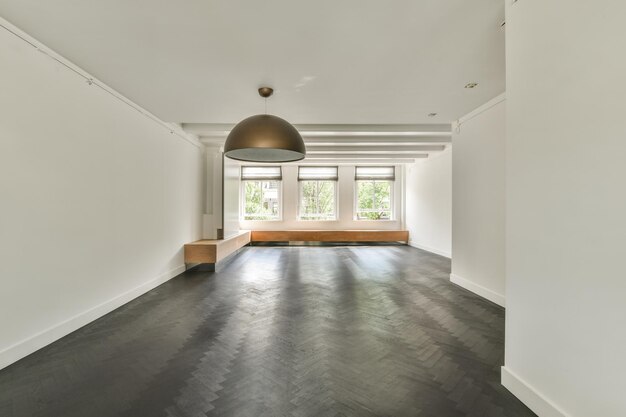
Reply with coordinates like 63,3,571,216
0,246,535,417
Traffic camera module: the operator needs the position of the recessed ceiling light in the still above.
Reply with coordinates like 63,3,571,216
465,82,479,89
428,113,438,117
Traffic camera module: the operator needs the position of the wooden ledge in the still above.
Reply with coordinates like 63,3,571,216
250,230,408,243
184,231,250,265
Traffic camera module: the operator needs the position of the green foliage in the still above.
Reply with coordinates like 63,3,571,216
243,179,391,221
356,180,391,220
300,180,335,220
243,180,279,220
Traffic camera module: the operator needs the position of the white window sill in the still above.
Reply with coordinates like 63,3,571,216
241,219,283,222
296,220,338,222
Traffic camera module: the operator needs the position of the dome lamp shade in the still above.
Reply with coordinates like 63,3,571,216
223,87,306,162
224,114,306,162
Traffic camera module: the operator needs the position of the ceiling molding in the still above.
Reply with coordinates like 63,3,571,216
456,92,506,126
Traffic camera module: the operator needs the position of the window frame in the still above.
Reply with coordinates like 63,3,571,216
354,166,395,221
297,179,338,221
297,166,339,222
240,166,283,222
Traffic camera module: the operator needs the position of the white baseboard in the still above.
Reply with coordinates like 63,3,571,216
408,241,451,258
449,273,506,307
501,366,571,417
0,265,186,371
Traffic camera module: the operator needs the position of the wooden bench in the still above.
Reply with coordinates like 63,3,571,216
250,230,409,244
184,231,250,269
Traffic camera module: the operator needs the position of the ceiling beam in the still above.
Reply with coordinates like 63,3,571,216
302,136,451,144
291,123,451,133
306,145,445,153
305,153,428,159
296,158,419,164
199,136,451,146
184,123,452,137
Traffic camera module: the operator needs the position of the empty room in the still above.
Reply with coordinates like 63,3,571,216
0,1,624,416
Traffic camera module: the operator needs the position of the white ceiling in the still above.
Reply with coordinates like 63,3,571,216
0,0,505,125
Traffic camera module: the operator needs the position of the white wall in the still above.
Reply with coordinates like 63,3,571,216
0,20,204,369
239,164,404,231
450,96,506,307
202,148,222,239
503,2,626,417
222,156,241,238
405,148,452,257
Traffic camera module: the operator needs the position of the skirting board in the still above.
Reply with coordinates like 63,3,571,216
450,273,506,307
408,241,451,258
501,367,571,417
0,265,186,371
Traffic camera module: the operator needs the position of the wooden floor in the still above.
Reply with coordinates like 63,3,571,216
0,246,535,417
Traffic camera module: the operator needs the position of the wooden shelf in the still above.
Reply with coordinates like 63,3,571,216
250,230,408,243
184,231,251,265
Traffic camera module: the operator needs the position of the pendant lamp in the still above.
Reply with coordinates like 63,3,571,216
224,87,306,162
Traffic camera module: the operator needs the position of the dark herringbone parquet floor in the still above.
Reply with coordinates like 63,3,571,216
0,246,535,417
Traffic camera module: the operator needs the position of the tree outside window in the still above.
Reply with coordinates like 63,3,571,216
299,180,336,220
355,166,394,220
241,166,281,221
356,180,392,220
243,181,280,220
298,166,338,221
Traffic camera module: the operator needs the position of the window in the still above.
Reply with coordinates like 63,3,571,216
298,166,338,221
355,166,394,220
241,166,282,221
